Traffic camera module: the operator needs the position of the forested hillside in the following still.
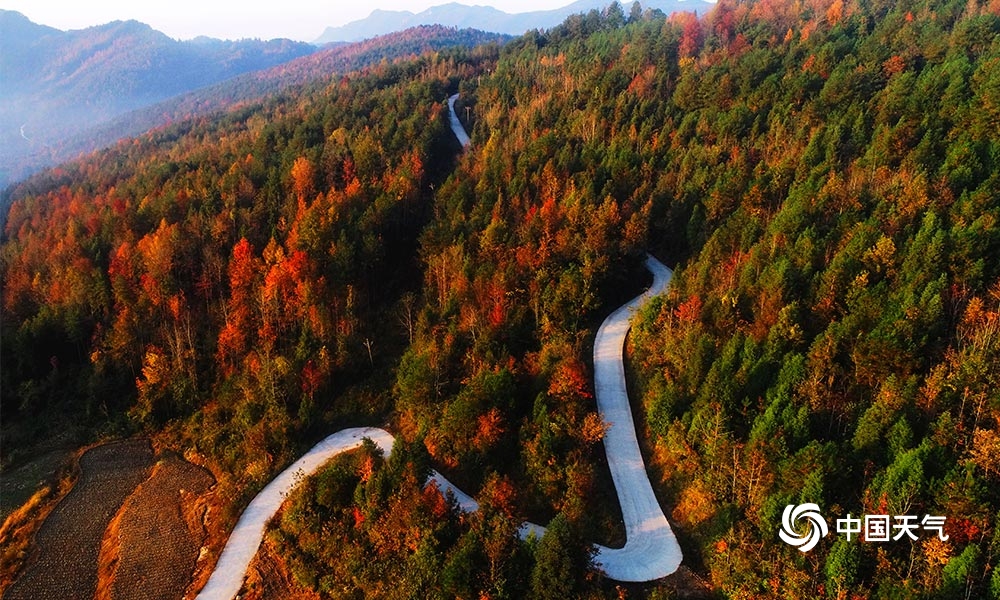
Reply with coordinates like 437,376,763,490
0,10,507,189
625,0,1000,595
86,25,511,153
3,0,1000,598
446,0,1000,596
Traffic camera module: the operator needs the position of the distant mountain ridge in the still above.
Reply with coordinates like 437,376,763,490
60,25,512,166
0,21,509,190
0,9,315,188
314,0,712,43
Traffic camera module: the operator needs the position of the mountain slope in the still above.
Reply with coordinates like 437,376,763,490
0,20,508,190
0,10,59,75
4,1,1000,598
391,1,1000,597
0,10,315,188
314,0,711,43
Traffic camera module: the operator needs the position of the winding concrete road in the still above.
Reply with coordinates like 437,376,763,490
195,428,396,600
194,101,681,599
589,255,681,580
447,94,471,148
195,256,680,599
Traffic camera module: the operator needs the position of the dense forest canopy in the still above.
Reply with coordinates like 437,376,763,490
3,0,1000,597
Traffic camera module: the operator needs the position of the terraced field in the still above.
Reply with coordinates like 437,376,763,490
4,441,217,600
5,440,154,600
0,443,74,521
99,455,215,600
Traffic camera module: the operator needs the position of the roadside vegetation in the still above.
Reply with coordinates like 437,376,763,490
2,0,1000,597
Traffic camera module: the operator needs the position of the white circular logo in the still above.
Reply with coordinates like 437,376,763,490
779,503,829,552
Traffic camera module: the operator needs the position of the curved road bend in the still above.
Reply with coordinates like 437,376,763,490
588,255,680,581
195,257,680,599
195,101,680,599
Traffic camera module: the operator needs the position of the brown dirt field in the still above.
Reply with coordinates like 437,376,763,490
4,439,154,600
608,566,716,600
239,535,321,600
95,454,215,600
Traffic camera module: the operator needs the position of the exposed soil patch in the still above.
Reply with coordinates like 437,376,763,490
606,565,717,599
5,439,154,600
97,454,215,600
239,534,320,600
661,565,716,599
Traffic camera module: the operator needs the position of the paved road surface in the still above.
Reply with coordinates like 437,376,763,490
195,102,681,598
588,255,681,580
448,94,471,148
195,256,681,599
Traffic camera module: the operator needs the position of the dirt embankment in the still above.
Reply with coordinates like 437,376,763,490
4,439,155,600
96,454,215,600
239,535,320,600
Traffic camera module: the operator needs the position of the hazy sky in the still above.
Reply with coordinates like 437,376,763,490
1,0,578,42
